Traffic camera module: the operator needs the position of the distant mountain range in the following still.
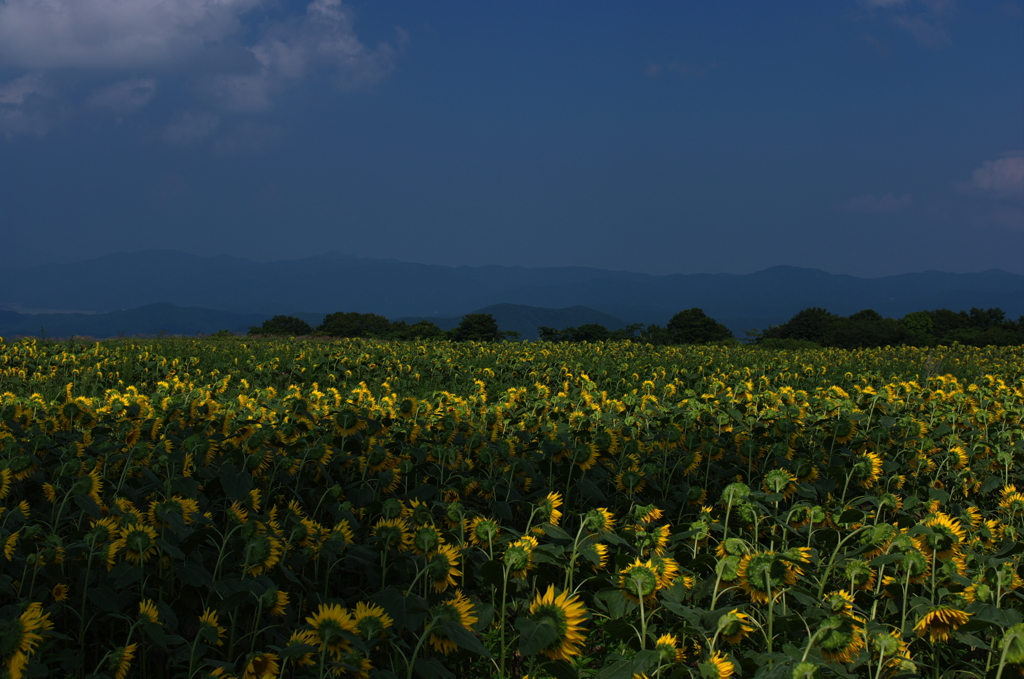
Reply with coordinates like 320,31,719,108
0,250,1021,339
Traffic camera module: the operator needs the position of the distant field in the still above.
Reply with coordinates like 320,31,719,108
1,337,1022,678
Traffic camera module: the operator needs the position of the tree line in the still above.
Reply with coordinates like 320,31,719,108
250,306,1024,348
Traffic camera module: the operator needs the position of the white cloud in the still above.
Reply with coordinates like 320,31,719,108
162,110,219,144
209,0,405,110
0,0,259,69
841,192,914,213
89,78,156,114
957,155,1024,199
0,72,55,138
859,0,954,47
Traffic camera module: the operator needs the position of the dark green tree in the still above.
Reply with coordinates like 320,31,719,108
392,320,445,340
248,315,313,336
448,313,504,342
316,312,394,338
760,307,838,345
665,308,733,344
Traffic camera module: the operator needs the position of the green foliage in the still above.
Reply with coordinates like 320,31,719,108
248,314,314,336
665,308,734,344
449,313,507,342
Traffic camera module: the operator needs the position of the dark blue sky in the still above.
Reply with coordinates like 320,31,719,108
1,0,1022,276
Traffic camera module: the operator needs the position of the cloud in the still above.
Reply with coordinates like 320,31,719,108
859,0,954,46
957,155,1024,199
89,78,156,114
209,0,406,111
841,192,914,213
0,72,55,138
162,110,219,144
0,0,259,70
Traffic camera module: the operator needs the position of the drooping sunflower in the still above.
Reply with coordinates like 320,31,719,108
267,589,289,617
527,585,588,662
139,599,160,625
305,603,358,658
425,544,463,592
654,633,685,663
737,551,799,604
427,589,478,655
852,452,884,488
869,629,915,676
537,492,563,526
619,559,661,604
467,516,501,549
198,609,226,646
913,606,970,643
577,540,609,571
916,513,967,561
718,609,756,645
584,508,616,533
762,468,798,499
816,614,866,663
844,559,876,591
504,535,539,580
240,652,280,679
352,602,393,639
649,554,681,590
120,523,159,565
285,630,318,667
372,518,414,552
109,643,137,679
701,650,735,679
147,495,200,529
244,531,284,577
411,524,445,555
2,602,53,679
51,584,68,602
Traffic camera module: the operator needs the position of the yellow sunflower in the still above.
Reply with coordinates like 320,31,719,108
353,601,394,639
241,652,280,679
305,603,358,658
427,589,478,655
425,544,463,592
138,599,160,625
119,523,159,565
913,606,970,643
917,513,966,561
467,516,501,548
109,643,137,679
527,585,588,662
816,615,866,663
2,602,53,679
504,536,539,580
538,491,563,526
702,650,735,679
198,609,226,646
654,633,685,663
718,609,756,645
619,559,661,604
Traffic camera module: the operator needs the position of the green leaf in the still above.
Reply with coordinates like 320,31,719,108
868,554,905,567
540,661,579,679
414,658,454,679
441,621,494,659
540,523,572,541
594,650,660,679
515,616,560,656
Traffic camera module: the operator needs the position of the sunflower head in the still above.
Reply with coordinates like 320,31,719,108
718,609,755,645
913,606,970,643
918,513,966,560
426,545,462,592
654,633,685,663
468,517,501,548
584,508,616,533
816,615,866,663
1001,623,1024,666
700,650,735,679
305,603,358,656
352,601,393,639
428,590,477,655
619,559,660,603
526,585,588,662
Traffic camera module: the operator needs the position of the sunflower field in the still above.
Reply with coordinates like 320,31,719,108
1,336,1023,679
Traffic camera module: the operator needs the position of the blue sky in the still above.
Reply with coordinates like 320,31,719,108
1,0,1022,277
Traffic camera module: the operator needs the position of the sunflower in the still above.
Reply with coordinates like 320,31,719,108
816,615,866,663
654,633,685,663
537,492,563,526
527,585,588,662
285,630,319,667
823,590,857,616
0,467,10,499
267,589,289,617
831,417,857,444
147,495,200,529
51,584,68,602
1001,623,1024,666
427,589,477,655
913,606,970,643
504,536,539,580
718,609,755,644
244,532,284,576
372,518,413,552
584,508,616,533
649,555,681,590
241,652,280,679
120,523,159,565
844,559,876,591
411,524,445,555
139,599,160,625
852,452,883,488
426,544,462,592
467,517,501,548
327,520,355,552
305,603,358,658
762,468,798,499
578,541,609,571
2,602,53,679
199,609,226,646
702,650,735,679
615,468,646,494
917,513,966,561
572,443,601,471
869,629,915,676
619,559,660,604
352,602,393,639
109,643,137,679
737,551,799,604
